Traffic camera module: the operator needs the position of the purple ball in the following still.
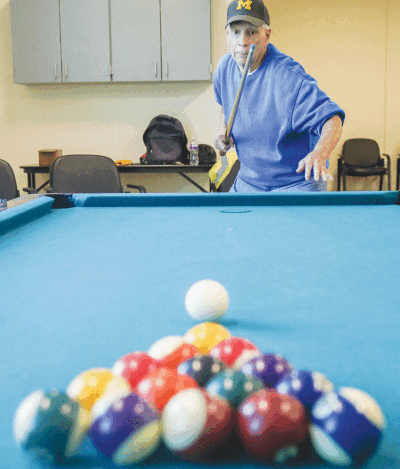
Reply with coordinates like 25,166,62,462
240,353,293,388
89,392,161,464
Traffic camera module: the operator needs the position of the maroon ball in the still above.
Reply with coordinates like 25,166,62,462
162,388,234,460
237,389,308,464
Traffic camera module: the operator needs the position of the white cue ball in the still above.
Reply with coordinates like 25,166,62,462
185,280,229,322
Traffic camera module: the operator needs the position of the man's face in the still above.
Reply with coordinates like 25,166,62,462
226,21,270,72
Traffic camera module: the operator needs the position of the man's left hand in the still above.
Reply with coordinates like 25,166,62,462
296,151,333,181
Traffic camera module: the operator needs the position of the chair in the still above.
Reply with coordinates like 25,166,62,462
337,139,390,191
46,154,146,193
0,159,20,200
397,156,400,191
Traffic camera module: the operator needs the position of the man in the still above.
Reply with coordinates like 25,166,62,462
214,0,345,192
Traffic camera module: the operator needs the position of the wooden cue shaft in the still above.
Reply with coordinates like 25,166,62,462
220,44,255,156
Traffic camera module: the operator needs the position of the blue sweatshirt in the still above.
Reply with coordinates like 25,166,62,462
213,43,345,189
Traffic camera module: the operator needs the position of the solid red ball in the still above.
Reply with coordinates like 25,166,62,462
112,352,160,389
209,336,260,369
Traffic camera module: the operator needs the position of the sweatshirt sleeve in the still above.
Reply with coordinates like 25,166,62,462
291,76,345,136
213,59,223,106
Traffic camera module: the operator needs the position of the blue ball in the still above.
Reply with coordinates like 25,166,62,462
275,370,334,411
310,388,385,466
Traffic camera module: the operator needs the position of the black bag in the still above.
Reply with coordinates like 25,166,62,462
141,115,189,165
198,144,217,164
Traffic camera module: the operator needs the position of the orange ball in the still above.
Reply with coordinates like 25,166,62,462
136,367,199,412
157,343,200,370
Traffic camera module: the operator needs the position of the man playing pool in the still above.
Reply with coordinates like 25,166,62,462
214,0,345,192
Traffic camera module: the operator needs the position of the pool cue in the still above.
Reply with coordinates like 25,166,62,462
220,44,255,157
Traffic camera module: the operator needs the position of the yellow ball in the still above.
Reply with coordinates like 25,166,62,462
90,375,132,422
67,368,118,411
183,322,231,354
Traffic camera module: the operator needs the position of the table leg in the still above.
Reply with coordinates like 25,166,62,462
27,172,34,189
36,180,50,192
178,172,208,193
25,170,50,192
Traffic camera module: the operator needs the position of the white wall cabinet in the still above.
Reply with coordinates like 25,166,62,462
60,0,111,83
160,0,211,82
10,0,212,84
110,0,161,82
10,0,63,84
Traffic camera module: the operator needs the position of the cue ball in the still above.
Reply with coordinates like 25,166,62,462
185,280,229,321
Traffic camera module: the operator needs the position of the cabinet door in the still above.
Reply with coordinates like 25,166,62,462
59,0,111,82
10,0,62,84
161,0,211,81
110,0,161,82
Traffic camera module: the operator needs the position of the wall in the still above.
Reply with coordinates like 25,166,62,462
0,0,399,193
271,0,399,190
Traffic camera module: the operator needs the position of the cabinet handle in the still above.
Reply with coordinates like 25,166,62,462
54,64,57,80
166,62,169,78
155,62,157,77
65,63,68,79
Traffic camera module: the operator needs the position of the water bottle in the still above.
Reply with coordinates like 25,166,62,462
189,137,199,166
0,199,7,211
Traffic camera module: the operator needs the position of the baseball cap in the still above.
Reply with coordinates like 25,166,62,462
226,0,270,28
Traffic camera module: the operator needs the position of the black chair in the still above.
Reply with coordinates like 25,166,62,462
46,154,146,193
337,139,390,191
0,159,20,200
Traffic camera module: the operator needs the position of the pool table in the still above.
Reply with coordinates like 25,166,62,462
1,191,399,469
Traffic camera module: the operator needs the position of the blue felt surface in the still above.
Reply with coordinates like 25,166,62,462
0,193,399,469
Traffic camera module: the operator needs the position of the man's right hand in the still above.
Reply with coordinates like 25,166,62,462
214,132,234,153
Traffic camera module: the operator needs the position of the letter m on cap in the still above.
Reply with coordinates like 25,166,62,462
237,0,252,10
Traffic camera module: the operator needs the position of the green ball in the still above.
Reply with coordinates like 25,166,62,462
206,369,264,407
13,389,90,463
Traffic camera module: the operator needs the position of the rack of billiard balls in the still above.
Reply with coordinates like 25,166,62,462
13,321,385,467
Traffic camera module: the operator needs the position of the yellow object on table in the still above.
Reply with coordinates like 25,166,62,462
209,151,238,190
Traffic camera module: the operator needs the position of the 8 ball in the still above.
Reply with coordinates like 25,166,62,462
177,354,227,387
